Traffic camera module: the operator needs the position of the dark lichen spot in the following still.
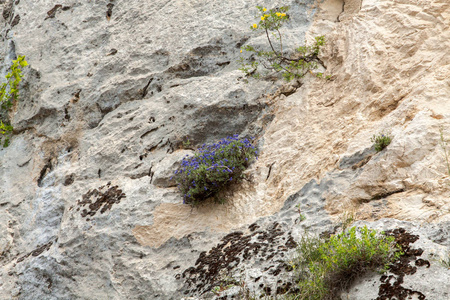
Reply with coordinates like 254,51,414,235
182,222,297,296
16,240,54,263
10,14,20,26
63,174,75,186
248,223,259,232
377,228,428,300
77,182,126,219
45,4,62,19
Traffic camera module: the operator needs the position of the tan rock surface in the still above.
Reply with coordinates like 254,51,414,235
1,0,449,298
248,0,450,222
138,0,450,248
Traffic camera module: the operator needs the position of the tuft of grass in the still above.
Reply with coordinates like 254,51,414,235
173,135,257,205
371,132,392,152
439,251,450,269
290,226,402,300
439,127,450,177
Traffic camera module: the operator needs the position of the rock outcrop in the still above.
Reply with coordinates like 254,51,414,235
0,0,449,299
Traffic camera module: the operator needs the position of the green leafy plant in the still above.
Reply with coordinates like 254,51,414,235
182,138,191,148
296,204,306,222
371,132,392,152
0,55,29,147
439,127,450,177
439,251,450,269
239,6,325,81
291,226,402,300
212,283,235,296
173,135,257,205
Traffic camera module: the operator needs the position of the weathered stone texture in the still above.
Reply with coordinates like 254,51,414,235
0,0,449,299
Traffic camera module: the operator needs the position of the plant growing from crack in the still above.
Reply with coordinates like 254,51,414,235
0,55,29,147
439,127,450,177
239,6,325,81
371,131,392,152
290,226,402,299
173,135,258,205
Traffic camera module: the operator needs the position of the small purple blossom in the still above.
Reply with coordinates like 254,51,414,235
173,135,258,205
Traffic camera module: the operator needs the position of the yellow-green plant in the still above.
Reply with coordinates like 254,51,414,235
0,55,28,147
239,6,324,81
291,226,402,299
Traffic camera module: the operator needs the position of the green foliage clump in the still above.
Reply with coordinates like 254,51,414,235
0,55,29,147
239,6,325,81
371,132,392,152
174,135,257,205
439,127,450,177
291,226,402,300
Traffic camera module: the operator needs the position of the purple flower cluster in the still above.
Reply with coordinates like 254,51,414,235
174,135,258,205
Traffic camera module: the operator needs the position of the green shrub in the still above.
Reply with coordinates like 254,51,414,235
371,132,392,152
0,55,29,147
173,135,257,205
239,6,324,81
291,226,402,300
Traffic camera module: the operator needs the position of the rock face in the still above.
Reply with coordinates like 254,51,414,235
0,0,449,299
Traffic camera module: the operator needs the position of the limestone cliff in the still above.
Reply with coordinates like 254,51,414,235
0,0,449,299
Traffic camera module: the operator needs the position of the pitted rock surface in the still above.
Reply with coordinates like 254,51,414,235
0,0,449,299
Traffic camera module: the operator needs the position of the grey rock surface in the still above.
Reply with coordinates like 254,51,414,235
0,0,316,299
1,0,449,299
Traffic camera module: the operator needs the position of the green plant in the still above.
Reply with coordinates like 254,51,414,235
438,251,450,269
315,73,332,80
371,132,392,152
296,204,306,222
182,138,191,147
212,283,235,296
173,135,257,205
339,210,355,231
439,127,450,177
239,6,324,81
291,226,402,300
0,55,29,147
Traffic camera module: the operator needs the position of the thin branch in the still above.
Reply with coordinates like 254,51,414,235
265,27,279,56
276,28,283,54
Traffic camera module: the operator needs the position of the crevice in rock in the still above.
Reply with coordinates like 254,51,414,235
16,239,55,264
363,188,405,203
165,42,230,79
70,89,81,103
337,0,345,22
10,13,19,26
368,93,409,121
339,147,374,170
106,2,114,21
17,158,31,167
37,159,53,187
266,162,275,180
141,77,153,98
149,166,154,183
